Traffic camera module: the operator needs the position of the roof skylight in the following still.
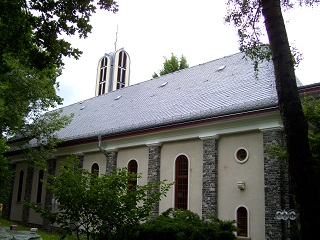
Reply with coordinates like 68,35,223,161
217,65,226,71
159,82,168,87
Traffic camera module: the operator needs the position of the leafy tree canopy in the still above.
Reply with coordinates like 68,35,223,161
224,0,315,66
153,54,189,78
0,0,118,135
0,0,118,204
31,156,172,240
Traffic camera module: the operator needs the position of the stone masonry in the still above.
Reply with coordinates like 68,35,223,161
263,129,289,240
106,150,118,174
201,136,219,220
147,144,161,217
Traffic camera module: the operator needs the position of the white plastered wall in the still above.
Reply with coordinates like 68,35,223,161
10,162,28,221
112,49,130,91
218,131,265,239
95,55,111,96
159,138,203,216
83,151,107,176
28,167,47,225
117,145,149,187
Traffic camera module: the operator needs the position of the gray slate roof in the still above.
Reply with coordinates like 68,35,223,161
56,52,279,142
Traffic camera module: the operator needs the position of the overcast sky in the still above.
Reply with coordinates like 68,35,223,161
56,0,320,107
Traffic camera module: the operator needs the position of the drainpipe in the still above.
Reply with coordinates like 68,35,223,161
98,135,108,157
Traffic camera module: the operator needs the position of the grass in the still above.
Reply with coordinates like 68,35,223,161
0,216,61,240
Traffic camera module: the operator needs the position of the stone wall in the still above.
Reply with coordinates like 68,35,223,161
201,136,219,220
263,129,289,240
147,144,161,217
106,150,118,174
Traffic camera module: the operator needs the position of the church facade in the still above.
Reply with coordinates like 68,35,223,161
4,51,320,240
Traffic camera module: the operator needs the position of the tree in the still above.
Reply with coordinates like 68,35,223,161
31,156,172,240
152,54,189,78
225,1,320,238
0,0,118,204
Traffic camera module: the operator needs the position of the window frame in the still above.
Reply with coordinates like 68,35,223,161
128,159,138,188
91,163,100,176
17,170,24,203
98,57,108,95
236,206,249,237
174,155,189,210
235,147,249,164
116,51,127,89
36,169,44,204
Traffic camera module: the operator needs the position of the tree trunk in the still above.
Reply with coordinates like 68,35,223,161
261,0,320,238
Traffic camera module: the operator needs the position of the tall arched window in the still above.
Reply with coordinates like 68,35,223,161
128,160,138,187
91,163,100,176
237,206,248,237
98,57,108,95
36,170,44,203
17,170,24,202
175,155,188,210
116,51,127,89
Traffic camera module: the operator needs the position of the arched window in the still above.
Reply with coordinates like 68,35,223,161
17,170,24,202
237,206,248,237
116,51,127,89
175,155,188,210
98,57,108,95
36,170,44,203
128,160,138,187
91,163,100,176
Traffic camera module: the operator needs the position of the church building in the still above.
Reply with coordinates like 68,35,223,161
4,49,320,240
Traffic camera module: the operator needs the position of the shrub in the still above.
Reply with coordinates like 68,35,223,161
135,208,236,240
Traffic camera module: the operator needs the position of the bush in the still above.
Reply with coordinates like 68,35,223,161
135,208,236,240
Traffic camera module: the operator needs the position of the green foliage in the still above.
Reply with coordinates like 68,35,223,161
152,54,189,78
266,95,320,175
0,0,118,71
0,0,117,134
20,110,73,170
266,144,288,162
1,0,117,205
0,137,12,204
224,0,305,69
302,96,320,171
136,208,236,240
31,156,172,240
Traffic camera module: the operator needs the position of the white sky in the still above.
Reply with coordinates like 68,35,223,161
57,0,320,107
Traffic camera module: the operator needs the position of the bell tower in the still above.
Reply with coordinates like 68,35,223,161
95,48,130,96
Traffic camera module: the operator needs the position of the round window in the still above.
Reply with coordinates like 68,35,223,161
235,148,249,163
